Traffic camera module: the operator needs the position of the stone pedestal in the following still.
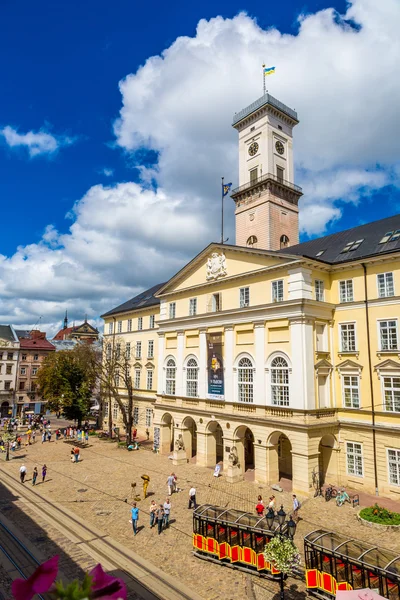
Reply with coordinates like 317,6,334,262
172,449,188,466
225,464,243,484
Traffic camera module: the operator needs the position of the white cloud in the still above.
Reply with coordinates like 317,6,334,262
2,0,400,331
0,126,74,157
99,167,114,177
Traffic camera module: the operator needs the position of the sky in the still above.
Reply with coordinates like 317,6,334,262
1,0,399,336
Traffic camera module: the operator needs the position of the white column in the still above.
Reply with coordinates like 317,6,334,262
157,333,165,394
254,321,266,406
199,328,207,399
224,326,234,402
176,331,184,396
289,317,315,410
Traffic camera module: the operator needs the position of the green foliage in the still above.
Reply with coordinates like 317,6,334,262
360,504,400,525
264,534,301,575
53,574,93,600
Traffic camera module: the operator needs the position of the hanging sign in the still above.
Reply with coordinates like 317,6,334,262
207,333,224,400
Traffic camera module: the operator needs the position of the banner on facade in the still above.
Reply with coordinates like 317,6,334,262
207,333,224,400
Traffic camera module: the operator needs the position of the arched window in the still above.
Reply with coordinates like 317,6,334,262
238,357,254,403
166,358,176,395
271,357,289,406
186,358,198,397
280,235,289,249
246,235,258,248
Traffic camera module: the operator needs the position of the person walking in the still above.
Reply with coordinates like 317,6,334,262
74,446,80,462
32,467,38,486
69,427,73,439
268,495,276,510
256,496,264,516
63,428,67,440
41,431,46,444
19,464,27,483
32,430,36,443
188,486,196,509
167,473,175,496
163,498,171,529
156,504,164,535
131,502,139,536
42,464,47,483
85,430,89,444
149,500,157,528
47,430,52,442
292,494,300,522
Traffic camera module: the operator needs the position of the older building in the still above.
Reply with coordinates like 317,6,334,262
103,92,400,500
53,313,99,344
0,325,19,418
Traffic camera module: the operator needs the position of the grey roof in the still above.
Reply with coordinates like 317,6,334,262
280,213,400,264
0,325,18,343
232,92,298,126
101,282,166,318
15,329,31,339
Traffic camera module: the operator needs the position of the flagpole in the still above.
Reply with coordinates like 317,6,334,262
262,64,266,95
221,176,224,244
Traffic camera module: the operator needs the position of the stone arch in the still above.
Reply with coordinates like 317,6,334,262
181,415,197,460
267,430,293,490
318,433,338,486
234,424,255,473
160,412,175,453
205,420,224,465
1,401,9,418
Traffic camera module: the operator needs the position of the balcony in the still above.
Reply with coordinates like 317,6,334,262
231,172,302,197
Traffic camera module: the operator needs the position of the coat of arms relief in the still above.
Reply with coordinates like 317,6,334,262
206,252,227,281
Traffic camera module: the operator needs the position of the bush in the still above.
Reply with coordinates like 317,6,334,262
360,504,400,525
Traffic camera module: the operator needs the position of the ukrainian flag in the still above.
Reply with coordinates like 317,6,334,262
264,66,275,76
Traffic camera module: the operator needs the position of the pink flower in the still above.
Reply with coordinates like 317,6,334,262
90,564,127,600
12,555,59,600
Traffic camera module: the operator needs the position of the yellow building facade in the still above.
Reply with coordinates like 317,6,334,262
102,92,400,500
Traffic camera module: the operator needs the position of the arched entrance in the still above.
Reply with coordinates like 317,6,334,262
206,421,224,466
161,413,174,453
234,426,255,472
318,434,337,486
182,416,197,460
1,402,9,418
268,431,293,490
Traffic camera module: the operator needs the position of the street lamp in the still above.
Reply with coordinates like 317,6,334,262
267,504,297,600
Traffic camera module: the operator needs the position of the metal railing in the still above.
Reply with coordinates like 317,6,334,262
231,172,302,196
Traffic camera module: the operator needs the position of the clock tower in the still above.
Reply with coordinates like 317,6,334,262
231,93,302,251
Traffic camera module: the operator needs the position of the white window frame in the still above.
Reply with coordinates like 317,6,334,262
236,355,255,403
387,448,400,486
346,441,364,477
186,357,198,397
165,357,176,395
113,403,118,419
339,279,354,303
117,321,122,333
148,340,154,359
133,406,139,425
145,407,152,427
138,317,143,331
377,272,395,298
127,319,132,332
32,367,38,376
339,322,357,352
135,341,142,359
378,319,398,351
315,280,324,302
270,356,290,406
382,376,400,412
342,375,360,409
212,293,221,312
149,315,155,329
20,367,26,375
169,303,176,319
189,298,197,316
272,279,284,303
126,342,131,359
33,354,39,361
108,322,113,335
146,369,154,391
134,368,141,389
239,287,250,308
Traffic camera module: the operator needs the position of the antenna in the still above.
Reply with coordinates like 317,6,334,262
29,316,42,334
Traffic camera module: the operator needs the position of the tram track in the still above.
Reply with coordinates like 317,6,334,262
0,468,202,600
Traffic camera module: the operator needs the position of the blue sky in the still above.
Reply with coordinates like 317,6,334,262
0,0,399,332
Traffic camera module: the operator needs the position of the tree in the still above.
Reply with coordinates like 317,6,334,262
36,348,96,425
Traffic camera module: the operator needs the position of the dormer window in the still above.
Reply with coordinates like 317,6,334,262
316,250,326,257
379,230,400,244
280,235,289,249
246,235,258,248
341,239,364,253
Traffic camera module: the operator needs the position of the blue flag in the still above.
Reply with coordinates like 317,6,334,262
222,182,232,197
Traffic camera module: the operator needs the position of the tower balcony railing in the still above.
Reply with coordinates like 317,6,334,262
231,172,302,196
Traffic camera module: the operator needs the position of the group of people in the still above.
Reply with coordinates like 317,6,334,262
19,463,47,485
130,497,172,536
255,493,301,522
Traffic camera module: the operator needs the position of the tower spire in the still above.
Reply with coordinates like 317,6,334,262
63,311,68,330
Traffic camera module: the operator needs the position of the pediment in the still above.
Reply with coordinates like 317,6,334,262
374,359,400,372
157,243,300,295
336,359,363,371
315,359,333,373
74,322,98,334
145,361,155,369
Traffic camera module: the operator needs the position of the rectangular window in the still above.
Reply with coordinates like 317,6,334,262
116,343,121,359
4,381,11,390
276,166,284,182
343,375,360,408
138,317,143,330
388,449,400,486
189,298,197,316
33,354,39,361
32,367,38,376
133,406,139,425
383,376,400,412
7,352,13,360
104,403,109,416
149,314,155,329
126,342,131,359
117,321,122,333
250,167,258,182
146,407,152,427
20,367,26,375
340,323,356,352
239,287,250,308
127,319,132,332
146,370,153,391
377,272,394,298
113,403,118,419
115,370,120,386
148,340,154,358
135,342,142,359
106,343,112,359
346,442,363,476
212,293,221,312
21,354,27,361
134,368,141,389
19,381,25,390
108,322,113,335
379,320,398,351
339,279,354,303
315,280,324,301
316,324,327,352
169,302,176,319
272,280,284,302
6,365,12,375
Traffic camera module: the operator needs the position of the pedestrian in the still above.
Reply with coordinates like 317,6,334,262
156,504,164,535
63,428,67,440
292,494,300,522
77,429,82,442
133,429,137,440
131,502,139,536
32,467,38,486
145,428,150,440
149,500,157,528
19,464,27,483
268,495,276,510
85,430,89,444
48,430,52,442
163,497,171,529
17,436,21,448
69,428,73,439
188,486,196,509
42,464,47,483
74,446,80,462
71,448,75,462
41,431,46,444
256,496,264,516
167,473,175,496
172,473,178,493
32,430,36,443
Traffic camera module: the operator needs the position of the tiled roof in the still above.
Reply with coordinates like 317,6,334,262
101,282,166,318
20,338,55,351
53,326,75,340
280,214,400,264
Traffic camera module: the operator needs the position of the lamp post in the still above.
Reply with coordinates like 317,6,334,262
266,504,297,600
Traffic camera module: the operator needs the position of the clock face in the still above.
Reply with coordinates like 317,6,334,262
275,140,284,155
248,142,259,157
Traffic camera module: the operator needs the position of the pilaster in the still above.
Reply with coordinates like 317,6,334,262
157,333,165,394
199,328,207,399
254,321,265,405
176,331,184,396
289,317,316,410
224,326,234,402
